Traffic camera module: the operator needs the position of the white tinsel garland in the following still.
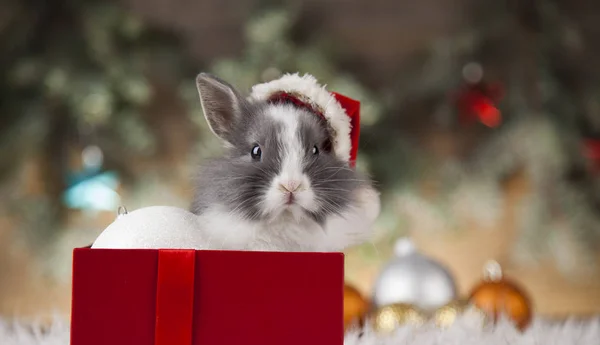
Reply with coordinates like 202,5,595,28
1,315,599,345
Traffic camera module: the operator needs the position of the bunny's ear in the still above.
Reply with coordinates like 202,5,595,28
196,73,242,143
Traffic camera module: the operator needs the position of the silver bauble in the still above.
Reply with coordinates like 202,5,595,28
372,237,458,312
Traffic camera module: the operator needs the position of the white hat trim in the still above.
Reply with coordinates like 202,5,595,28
249,73,352,163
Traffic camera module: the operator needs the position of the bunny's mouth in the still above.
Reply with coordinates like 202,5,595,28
263,182,317,220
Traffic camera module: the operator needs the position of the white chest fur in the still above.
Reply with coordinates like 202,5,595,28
198,195,378,252
197,205,324,251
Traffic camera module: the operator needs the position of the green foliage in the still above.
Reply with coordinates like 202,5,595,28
0,0,198,245
208,8,384,137
0,0,196,177
360,0,600,273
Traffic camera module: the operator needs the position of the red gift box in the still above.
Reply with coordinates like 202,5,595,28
71,248,344,345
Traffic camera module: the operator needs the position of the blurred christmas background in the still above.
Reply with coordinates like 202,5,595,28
1,0,600,326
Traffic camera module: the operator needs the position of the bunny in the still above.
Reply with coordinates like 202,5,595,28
191,73,380,252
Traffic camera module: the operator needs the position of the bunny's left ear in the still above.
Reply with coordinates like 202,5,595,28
196,73,244,144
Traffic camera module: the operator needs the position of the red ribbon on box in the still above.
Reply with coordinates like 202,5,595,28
155,250,196,345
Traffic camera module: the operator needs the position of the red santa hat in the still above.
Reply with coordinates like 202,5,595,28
249,73,361,167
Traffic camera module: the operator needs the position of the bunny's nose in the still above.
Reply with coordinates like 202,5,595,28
279,180,303,193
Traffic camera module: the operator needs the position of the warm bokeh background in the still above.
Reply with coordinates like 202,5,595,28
2,0,600,322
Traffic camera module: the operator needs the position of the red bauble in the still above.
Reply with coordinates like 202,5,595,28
583,139,600,174
455,82,504,128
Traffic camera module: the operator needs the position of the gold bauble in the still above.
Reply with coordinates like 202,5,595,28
433,300,466,328
433,299,488,328
468,261,532,331
371,303,426,333
343,283,369,331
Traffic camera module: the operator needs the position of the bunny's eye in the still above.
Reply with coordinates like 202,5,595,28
312,145,319,156
251,144,262,160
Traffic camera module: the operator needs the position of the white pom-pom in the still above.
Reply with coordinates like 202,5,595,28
91,206,206,249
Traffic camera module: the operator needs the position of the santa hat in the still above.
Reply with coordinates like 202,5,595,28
249,73,361,167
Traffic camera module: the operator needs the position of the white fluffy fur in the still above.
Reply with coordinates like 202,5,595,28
0,317,70,345
250,73,353,163
196,184,379,252
346,315,600,345
2,315,598,345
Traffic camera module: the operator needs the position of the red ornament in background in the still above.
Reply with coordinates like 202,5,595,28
455,82,504,128
454,62,504,128
583,139,600,174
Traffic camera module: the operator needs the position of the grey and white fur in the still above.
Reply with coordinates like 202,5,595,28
191,73,381,252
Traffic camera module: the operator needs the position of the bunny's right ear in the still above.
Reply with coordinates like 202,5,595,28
196,73,243,144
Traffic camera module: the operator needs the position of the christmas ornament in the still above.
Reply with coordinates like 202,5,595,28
433,299,487,328
462,62,484,84
92,206,206,249
249,73,361,167
370,303,426,333
455,62,504,128
433,300,466,328
63,145,121,212
583,138,600,173
344,283,369,331
372,238,458,312
468,260,532,330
